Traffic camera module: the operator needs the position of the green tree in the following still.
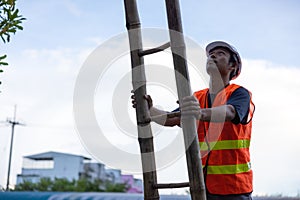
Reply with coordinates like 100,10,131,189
13,177,129,193
104,181,128,193
75,178,97,192
0,0,25,85
35,177,52,191
14,180,36,191
51,178,75,192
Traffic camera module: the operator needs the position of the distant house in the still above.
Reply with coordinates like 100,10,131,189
16,151,143,193
105,169,122,184
82,162,106,181
16,151,93,184
121,175,143,193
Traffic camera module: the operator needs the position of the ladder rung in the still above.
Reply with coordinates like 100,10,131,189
139,42,170,56
153,182,190,189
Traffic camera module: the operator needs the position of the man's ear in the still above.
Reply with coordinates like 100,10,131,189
228,62,237,78
229,62,236,70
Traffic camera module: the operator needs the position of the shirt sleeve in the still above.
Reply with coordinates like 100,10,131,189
172,107,180,112
227,87,250,124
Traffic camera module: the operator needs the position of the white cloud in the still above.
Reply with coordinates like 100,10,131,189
62,0,83,17
233,59,300,196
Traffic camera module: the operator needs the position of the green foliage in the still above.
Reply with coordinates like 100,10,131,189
104,181,129,193
35,177,52,191
75,178,103,192
51,177,73,192
0,0,25,86
13,177,129,193
0,54,7,66
14,180,36,191
0,0,25,43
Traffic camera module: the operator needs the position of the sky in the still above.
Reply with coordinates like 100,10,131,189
0,0,300,196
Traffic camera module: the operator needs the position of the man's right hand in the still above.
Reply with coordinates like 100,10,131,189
131,92,180,126
131,92,153,110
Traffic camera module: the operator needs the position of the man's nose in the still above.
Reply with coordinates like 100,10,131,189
209,54,216,59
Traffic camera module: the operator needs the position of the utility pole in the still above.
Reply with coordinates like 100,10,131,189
5,105,24,191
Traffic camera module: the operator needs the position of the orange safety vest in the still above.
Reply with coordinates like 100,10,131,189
194,84,255,195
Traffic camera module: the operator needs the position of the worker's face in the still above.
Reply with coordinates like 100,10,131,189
206,47,232,78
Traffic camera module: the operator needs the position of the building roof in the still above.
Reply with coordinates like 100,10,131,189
24,151,91,161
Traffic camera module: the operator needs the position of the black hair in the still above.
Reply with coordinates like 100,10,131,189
229,52,239,80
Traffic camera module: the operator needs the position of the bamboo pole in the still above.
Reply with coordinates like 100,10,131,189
124,1,160,199
165,0,207,199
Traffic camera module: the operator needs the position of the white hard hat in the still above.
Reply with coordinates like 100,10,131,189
206,41,242,80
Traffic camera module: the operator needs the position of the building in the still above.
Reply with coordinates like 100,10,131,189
82,162,106,181
105,168,122,184
16,151,91,184
121,175,143,193
16,151,143,193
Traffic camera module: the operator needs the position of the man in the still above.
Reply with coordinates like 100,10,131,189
132,41,255,199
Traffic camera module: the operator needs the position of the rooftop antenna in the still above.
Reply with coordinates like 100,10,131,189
5,105,25,191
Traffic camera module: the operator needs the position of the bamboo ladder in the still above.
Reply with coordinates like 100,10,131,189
124,0,206,199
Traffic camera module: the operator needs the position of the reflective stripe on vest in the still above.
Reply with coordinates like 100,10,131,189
207,162,251,175
199,139,250,151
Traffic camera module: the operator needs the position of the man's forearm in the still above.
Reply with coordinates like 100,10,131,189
199,105,236,122
149,107,180,126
